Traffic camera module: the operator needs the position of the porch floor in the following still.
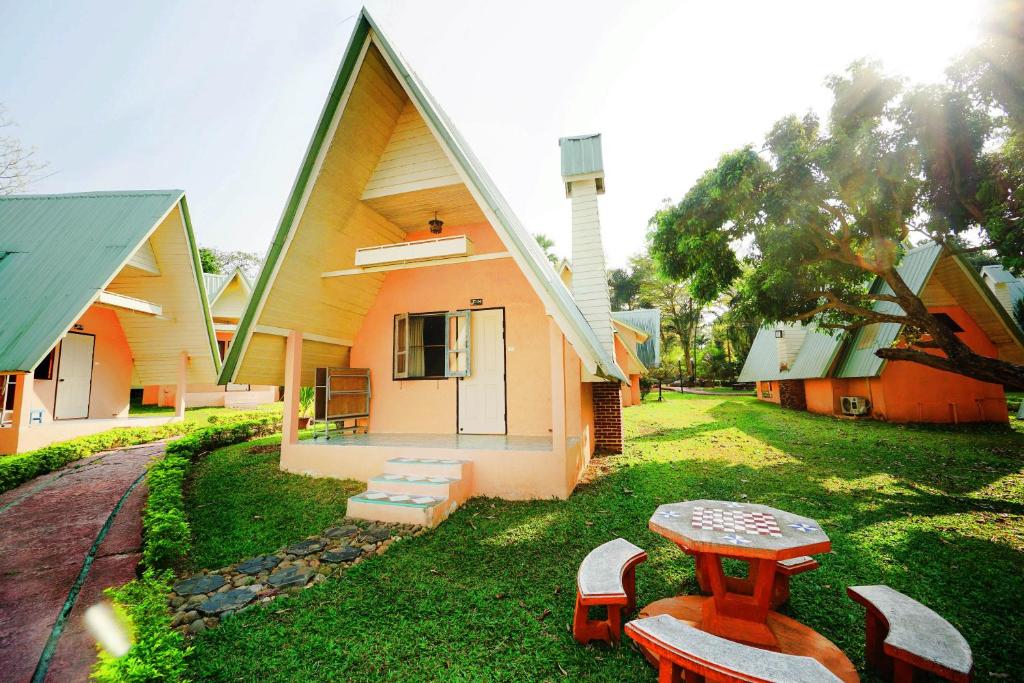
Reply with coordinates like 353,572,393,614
301,432,552,452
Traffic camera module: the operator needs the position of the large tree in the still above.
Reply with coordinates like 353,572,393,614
626,253,707,384
649,21,1024,388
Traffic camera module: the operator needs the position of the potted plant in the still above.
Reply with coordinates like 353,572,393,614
298,386,315,429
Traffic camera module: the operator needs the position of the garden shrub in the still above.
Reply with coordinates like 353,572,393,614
141,415,280,569
91,570,191,683
0,410,278,495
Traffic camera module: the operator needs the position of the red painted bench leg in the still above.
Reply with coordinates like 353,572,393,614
658,657,684,683
864,611,893,680
572,591,615,645
771,573,791,608
892,658,915,683
624,565,638,615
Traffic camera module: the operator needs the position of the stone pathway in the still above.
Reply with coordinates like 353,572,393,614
0,442,164,683
169,521,423,634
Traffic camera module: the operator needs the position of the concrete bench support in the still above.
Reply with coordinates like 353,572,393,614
625,614,843,683
847,585,973,682
573,538,647,645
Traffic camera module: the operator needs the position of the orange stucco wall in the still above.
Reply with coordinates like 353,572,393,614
630,375,642,405
874,306,1007,423
789,306,1007,423
349,222,553,436
30,305,133,422
614,339,633,407
756,380,781,404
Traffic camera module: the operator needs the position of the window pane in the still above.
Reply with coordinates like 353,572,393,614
396,354,406,374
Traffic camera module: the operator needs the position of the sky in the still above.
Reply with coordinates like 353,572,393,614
0,0,987,268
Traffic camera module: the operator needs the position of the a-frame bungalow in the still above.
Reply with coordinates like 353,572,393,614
142,268,279,409
738,242,1024,423
0,191,221,453
220,9,630,526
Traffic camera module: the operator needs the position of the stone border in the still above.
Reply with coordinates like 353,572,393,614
168,519,423,634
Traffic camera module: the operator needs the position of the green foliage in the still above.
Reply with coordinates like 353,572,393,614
187,394,1024,680
91,570,190,683
198,247,221,274
142,416,280,569
298,386,315,418
533,233,559,265
0,408,281,495
1014,297,1024,331
607,267,642,311
0,424,194,494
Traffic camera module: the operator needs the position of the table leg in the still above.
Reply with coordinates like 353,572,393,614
695,553,779,649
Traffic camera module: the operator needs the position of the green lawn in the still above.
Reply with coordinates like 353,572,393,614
185,433,362,569
185,393,1024,681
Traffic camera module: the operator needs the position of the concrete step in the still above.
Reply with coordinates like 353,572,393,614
385,457,470,479
346,490,456,528
370,473,469,503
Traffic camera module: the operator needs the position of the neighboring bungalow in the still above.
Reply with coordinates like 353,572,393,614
142,268,279,408
557,259,661,407
981,265,1024,322
739,243,1024,424
0,191,220,454
612,309,661,406
219,9,631,525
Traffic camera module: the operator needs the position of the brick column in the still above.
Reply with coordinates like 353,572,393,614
592,381,623,454
778,379,807,411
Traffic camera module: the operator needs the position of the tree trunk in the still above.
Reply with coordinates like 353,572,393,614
875,346,1024,389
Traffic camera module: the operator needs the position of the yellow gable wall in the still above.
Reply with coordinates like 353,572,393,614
213,277,249,323
235,44,407,387
105,203,218,386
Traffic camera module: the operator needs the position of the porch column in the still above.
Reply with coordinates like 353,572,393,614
175,352,188,418
549,318,566,457
282,329,302,445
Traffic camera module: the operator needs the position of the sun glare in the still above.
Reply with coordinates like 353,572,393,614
857,1,985,83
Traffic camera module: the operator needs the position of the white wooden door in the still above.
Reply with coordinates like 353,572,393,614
458,309,506,434
54,333,94,420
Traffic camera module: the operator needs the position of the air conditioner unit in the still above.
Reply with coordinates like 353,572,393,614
840,396,870,416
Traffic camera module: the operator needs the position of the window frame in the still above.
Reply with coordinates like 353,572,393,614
393,310,473,381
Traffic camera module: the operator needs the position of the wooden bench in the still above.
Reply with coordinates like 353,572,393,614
573,538,647,645
690,552,819,608
625,614,843,682
847,585,973,682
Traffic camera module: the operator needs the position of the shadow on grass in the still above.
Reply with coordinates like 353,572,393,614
184,395,1024,681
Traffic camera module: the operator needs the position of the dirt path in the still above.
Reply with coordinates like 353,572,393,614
0,442,163,683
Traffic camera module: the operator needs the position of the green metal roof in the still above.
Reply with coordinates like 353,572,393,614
612,309,661,367
559,134,604,178
221,9,627,384
738,242,947,383
0,190,218,373
737,323,844,382
835,242,942,378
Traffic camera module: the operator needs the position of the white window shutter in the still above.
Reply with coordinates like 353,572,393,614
444,310,471,378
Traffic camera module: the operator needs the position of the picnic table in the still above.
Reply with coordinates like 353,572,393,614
641,499,858,682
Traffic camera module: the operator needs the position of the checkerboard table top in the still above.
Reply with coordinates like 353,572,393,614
649,500,830,559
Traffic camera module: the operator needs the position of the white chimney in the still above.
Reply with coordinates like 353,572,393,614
560,134,614,356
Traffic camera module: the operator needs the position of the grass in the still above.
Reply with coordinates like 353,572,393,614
185,394,1024,681
184,433,363,570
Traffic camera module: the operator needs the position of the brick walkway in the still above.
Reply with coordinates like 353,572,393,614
0,442,163,683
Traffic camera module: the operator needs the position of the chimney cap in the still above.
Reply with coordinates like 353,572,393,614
559,133,604,180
